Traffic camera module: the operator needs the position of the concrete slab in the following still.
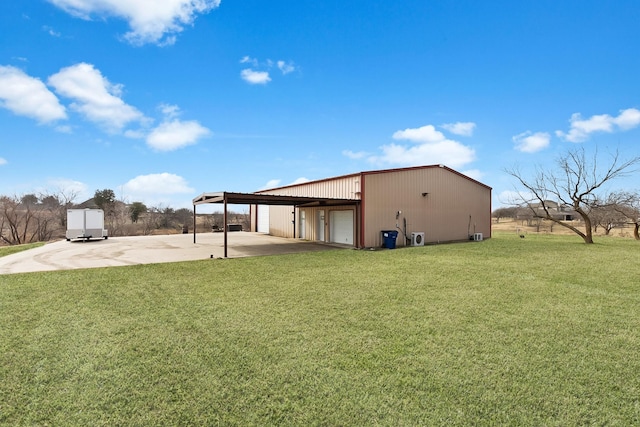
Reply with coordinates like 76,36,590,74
0,232,340,275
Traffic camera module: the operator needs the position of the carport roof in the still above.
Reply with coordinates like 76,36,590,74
192,191,359,207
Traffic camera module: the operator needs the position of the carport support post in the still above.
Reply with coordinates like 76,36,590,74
223,194,228,258
192,205,196,244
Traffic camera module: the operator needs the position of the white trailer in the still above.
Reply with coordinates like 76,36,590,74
66,209,108,241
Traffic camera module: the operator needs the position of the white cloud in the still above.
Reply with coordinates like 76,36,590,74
342,150,368,160
123,129,146,139
240,56,258,66
123,173,194,197
159,103,181,119
461,169,483,181
240,57,297,84
43,25,61,37
556,108,640,142
48,63,144,132
372,124,475,168
512,131,550,153
240,69,271,85
47,0,220,46
46,178,90,201
497,190,534,206
370,140,476,169
393,124,445,143
0,157,7,166
55,124,73,133
441,121,476,137
0,65,67,123
277,60,296,75
290,177,309,185
146,119,210,151
614,108,640,130
262,179,281,189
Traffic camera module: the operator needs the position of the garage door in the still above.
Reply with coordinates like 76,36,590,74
329,210,353,245
257,205,269,233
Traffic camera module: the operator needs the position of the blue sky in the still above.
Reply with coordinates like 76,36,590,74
1,0,640,211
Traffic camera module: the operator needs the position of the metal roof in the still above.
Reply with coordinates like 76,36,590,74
192,191,359,207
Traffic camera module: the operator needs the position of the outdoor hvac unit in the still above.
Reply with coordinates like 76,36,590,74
411,232,425,246
473,232,483,241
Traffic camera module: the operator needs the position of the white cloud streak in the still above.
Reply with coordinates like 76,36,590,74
47,0,220,46
290,177,309,185
240,56,258,66
556,108,640,142
240,69,271,85
342,150,368,160
0,157,7,166
0,65,67,123
512,131,551,153
460,169,483,181
48,63,144,132
45,178,90,201
277,60,296,75
146,119,210,151
239,57,297,84
159,103,181,119
441,121,476,137
262,179,281,189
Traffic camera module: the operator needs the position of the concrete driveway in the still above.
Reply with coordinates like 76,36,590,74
0,232,339,275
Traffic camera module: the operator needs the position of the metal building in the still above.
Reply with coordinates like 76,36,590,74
248,164,491,248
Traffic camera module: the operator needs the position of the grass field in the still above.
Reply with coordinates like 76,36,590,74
1,233,639,425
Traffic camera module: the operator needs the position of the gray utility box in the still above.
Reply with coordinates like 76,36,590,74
66,209,108,241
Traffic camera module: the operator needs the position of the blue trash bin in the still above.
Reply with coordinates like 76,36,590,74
381,230,398,249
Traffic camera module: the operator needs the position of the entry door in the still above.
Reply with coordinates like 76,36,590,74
317,210,325,242
329,210,354,245
299,210,306,239
257,205,269,233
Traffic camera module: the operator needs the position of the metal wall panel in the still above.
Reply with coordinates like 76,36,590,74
362,167,491,247
257,175,361,200
267,205,295,237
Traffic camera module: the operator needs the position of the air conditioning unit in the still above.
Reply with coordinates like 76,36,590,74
473,232,483,241
411,232,425,246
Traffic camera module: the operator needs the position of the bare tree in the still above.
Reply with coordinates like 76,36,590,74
590,204,627,235
492,206,518,223
505,147,640,244
39,187,79,228
611,191,640,240
0,196,37,245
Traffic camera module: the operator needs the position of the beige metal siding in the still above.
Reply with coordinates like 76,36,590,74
258,175,361,200
362,167,491,247
267,205,295,237
298,205,357,243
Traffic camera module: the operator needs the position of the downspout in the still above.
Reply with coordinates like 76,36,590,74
193,204,196,244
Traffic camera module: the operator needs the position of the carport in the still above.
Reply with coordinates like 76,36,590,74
192,191,360,257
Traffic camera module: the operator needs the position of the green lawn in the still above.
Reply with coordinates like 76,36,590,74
1,233,639,425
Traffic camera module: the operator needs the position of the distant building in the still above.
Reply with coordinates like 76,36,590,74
527,200,577,221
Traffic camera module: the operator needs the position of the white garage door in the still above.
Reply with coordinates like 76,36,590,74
257,205,270,233
329,210,353,245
